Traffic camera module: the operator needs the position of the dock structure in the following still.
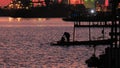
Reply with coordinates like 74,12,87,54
63,11,120,28
51,11,120,46
101,0,120,68
51,0,120,68
85,0,120,68
59,4,119,46
51,8,120,46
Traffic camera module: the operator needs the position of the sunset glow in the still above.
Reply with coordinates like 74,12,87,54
0,0,11,7
105,0,109,6
70,0,84,4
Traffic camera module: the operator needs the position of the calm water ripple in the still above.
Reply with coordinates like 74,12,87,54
0,18,110,68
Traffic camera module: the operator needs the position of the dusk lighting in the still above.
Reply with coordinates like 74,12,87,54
0,0,120,68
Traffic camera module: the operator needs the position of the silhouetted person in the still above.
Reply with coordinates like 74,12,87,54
63,32,70,42
60,36,65,43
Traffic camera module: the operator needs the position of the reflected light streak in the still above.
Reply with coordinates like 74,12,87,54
8,17,14,22
38,18,46,21
17,18,21,22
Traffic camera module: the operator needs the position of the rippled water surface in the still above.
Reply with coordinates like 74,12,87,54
0,17,110,68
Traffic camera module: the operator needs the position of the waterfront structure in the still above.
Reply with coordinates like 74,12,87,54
8,0,33,9
32,0,45,7
52,0,61,3
8,0,23,9
61,0,70,4
6,0,111,9
19,0,32,7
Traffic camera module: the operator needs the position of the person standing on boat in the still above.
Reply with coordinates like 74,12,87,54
63,32,70,42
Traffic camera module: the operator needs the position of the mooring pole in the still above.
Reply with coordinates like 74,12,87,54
89,21,91,41
102,21,105,40
73,21,76,42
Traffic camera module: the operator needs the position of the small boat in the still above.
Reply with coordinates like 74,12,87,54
50,39,112,46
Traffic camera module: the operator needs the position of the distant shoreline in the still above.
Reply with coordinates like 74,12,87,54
0,6,70,18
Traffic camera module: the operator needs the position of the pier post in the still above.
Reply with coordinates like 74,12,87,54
73,21,76,42
89,21,91,41
109,0,120,67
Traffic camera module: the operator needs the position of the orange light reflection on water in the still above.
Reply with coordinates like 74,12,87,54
17,18,21,22
8,17,14,22
8,17,22,22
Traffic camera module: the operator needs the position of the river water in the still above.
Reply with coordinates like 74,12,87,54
0,17,111,68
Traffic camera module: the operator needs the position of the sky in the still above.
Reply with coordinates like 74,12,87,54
0,0,11,7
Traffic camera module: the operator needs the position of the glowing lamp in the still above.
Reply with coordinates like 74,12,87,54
90,9,95,14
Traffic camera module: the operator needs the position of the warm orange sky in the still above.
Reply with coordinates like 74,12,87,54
0,0,11,7
70,0,84,4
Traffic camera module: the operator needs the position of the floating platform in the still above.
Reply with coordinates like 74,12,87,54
63,15,120,28
74,25,119,28
63,11,120,22
63,16,120,23
51,39,112,46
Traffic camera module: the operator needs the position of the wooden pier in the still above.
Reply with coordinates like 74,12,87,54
51,1,120,67
85,0,120,68
63,11,120,28
51,11,120,46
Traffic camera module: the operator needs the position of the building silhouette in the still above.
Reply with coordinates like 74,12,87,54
18,0,32,7
61,0,70,4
